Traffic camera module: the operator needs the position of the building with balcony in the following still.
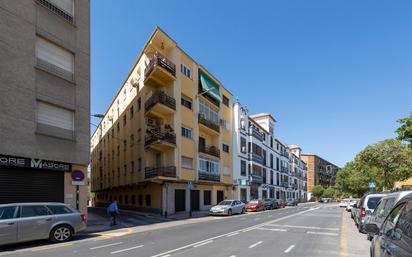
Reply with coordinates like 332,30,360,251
90,28,233,215
232,102,307,203
0,0,90,214
300,154,340,200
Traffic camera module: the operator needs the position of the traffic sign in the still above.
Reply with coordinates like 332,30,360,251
368,181,376,189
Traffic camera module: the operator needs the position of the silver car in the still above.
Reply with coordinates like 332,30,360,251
209,200,245,216
0,202,87,246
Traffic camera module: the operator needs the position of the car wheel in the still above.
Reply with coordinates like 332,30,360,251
50,225,73,243
241,208,245,214
228,209,232,216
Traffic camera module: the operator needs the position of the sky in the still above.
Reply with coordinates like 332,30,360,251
91,0,412,167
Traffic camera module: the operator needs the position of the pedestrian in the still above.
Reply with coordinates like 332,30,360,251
107,200,119,226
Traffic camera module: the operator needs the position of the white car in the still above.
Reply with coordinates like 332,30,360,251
339,199,350,208
346,199,359,212
209,200,245,216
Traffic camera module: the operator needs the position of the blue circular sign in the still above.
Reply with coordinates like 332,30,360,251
71,170,85,181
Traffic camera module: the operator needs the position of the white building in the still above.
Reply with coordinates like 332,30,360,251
232,101,307,203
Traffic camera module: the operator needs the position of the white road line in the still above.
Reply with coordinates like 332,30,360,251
248,241,263,249
90,242,123,250
284,244,295,253
254,218,260,221
257,227,287,232
150,207,320,257
307,231,339,236
226,232,240,237
160,255,171,257
266,224,339,231
229,256,236,257
110,245,144,254
193,240,213,248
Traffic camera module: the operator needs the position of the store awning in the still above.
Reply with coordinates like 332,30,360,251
199,70,221,102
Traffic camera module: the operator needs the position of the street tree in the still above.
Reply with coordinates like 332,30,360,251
312,185,324,200
322,187,335,198
396,112,412,147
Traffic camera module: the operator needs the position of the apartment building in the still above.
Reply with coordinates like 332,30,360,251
232,102,307,203
301,154,339,199
0,0,90,213
90,28,233,215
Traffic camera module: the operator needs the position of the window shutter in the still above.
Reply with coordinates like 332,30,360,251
49,0,74,15
37,102,74,130
36,37,74,73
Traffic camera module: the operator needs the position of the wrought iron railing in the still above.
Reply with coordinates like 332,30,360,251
145,131,176,147
198,113,220,133
198,171,220,182
145,91,176,112
145,53,176,79
145,166,176,179
198,145,220,158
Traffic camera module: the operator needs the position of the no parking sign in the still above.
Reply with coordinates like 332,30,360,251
71,170,85,186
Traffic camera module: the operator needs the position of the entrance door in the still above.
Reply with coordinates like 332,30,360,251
240,188,247,203
217,190,224,204
175,189,186,212
190,190,200,211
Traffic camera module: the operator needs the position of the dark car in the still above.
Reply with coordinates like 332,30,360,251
275,199,285,208
366,193,412,257
264,199,276,210
285,199,298,206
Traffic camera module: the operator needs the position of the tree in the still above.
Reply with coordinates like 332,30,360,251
312,185,324,200
396,112,412,147
356,139,412,190
322,187,335,198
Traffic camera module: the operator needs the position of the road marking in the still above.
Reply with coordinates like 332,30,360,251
160,255,171,257
226,232,240,237
110,245,144,254
307,231,339,236
257,227,287,232
193,240,213,248
150,206,320,257
31,243,73,252
248,241,263,249
266,224,339,231
90,242,123,250
284,244,295,253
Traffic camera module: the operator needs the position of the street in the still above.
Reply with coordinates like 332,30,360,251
0,203,370,257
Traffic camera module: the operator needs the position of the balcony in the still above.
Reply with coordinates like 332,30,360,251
280,166,289,173
198,171,221,182
250,174,263,184
145,91,176,117
198,113,220,134
281,182,290,188
250,153,263,164
145,166,177,180
198,145,220,158
293,184,298,190
144,53,176,86
250,127,264,141
145,129,176,151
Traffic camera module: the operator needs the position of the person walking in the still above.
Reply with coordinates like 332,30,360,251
107,200,119,226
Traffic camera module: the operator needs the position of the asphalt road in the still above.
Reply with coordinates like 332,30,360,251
0,203,369,257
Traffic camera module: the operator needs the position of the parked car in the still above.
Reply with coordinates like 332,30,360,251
339,198,350,208
245,200,265,212
365,193,412,257
264,199,276,210
275,199,285,209
346,199,360,212
0,202,87,246
350,200,360,219
285,199,298,206
209,200,245,216
355,193,386,233
366,191,412,240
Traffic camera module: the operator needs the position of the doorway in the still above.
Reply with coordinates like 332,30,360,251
217,190,224,204
190,190,200,211
175,189,186,212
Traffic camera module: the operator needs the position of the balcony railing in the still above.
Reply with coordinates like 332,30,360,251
198,171,220,182
145,131,176,148
36,0,73,23
250,153,263,164
145,91,176,113
198,145,220,158
145,166,176,179
250,127,264,141
280,166,289,173
250,174,263,184
281,182,289,188
145,53,176,79
198,113,220,133
293,184,298,190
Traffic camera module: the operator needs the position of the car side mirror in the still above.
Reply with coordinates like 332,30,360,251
364,223,379,235
391,230,402,240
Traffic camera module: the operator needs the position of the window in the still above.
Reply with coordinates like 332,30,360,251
199,99,219,124
270,137,273,148
138,195,143,206
21,206,50,218
35,36,74,78
138,158,142,171
383,203,405,236
137,98,141,111
276,173,280,185
204,190,211,205
198,157,219,174
36,101,74,131
130,106,134,119
124,165,127,176
263,168,267,184
145,195,152,206
123,115,127,126
180,64,191,79
131,161,134,173
241,160,246,176
276,157,280,170
181,127,192,138
222,95,229,107
117,123,120,132
0,206,17,220
181,95,192,110
130,134,134,146
123,140,127,151
240,137,246,153
132,195,136,205
47,205,73,214
48,0,74,16
270,170,274,185
182,156,193,169
117,168,120,177
223,144,229,153
270,154,273,168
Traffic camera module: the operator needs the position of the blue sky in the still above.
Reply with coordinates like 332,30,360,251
91,0,412,167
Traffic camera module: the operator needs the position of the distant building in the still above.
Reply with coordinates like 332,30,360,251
0,0,90,213
394,177,412,190
300,154,339,199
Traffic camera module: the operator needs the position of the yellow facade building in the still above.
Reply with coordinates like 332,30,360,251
91,28,233,215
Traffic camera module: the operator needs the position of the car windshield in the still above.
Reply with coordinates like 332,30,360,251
217,201,232,206
367,197,383,209
248,200,259,204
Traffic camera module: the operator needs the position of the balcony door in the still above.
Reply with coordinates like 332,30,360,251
156,153,161,167
199,137,205,149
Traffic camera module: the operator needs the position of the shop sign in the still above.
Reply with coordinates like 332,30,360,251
0,154,70,172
